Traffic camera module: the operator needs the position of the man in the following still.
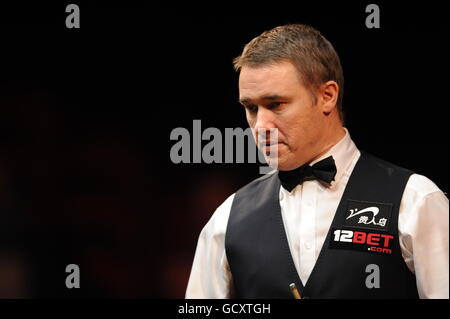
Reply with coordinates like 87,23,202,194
185,24,448,298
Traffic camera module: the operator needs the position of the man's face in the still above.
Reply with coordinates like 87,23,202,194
239,60,327,171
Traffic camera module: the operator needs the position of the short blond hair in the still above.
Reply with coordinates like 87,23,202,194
233,24,345,122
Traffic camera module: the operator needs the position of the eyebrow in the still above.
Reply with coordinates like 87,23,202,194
239,95,287,105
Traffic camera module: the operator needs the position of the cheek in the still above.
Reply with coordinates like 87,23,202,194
285,123,304,145
283,117,316,147
246,113,256,127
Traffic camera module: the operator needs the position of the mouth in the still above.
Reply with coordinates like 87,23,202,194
259,141,278,150
260,140,285,147
259,141,284,156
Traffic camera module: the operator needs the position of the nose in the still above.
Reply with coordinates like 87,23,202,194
252,108,277,144
253,107,277,131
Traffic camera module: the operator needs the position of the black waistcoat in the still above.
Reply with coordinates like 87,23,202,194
225,152,419,299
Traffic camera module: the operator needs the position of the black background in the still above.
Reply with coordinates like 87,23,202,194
0,1,447,298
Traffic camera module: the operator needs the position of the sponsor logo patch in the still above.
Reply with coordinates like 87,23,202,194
329,227,394,255
344,200,393,231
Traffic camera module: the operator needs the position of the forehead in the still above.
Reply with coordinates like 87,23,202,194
238,61,302,101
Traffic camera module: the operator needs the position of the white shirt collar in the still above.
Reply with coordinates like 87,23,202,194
308,127,359,188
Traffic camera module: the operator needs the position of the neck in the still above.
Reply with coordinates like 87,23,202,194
309,123,346,164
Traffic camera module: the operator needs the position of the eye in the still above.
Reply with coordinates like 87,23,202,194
245,104,258,114
268,102,283,109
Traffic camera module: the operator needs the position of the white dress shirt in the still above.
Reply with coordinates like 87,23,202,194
186,128,449,299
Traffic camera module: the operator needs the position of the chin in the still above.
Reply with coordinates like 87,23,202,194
276,153,306,171
275,158,295,171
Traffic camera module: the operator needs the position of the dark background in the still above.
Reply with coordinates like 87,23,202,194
0,1,447,297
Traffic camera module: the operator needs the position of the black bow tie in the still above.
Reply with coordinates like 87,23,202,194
278,156,337,192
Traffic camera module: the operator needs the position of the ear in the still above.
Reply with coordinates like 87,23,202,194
318,81,339,116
